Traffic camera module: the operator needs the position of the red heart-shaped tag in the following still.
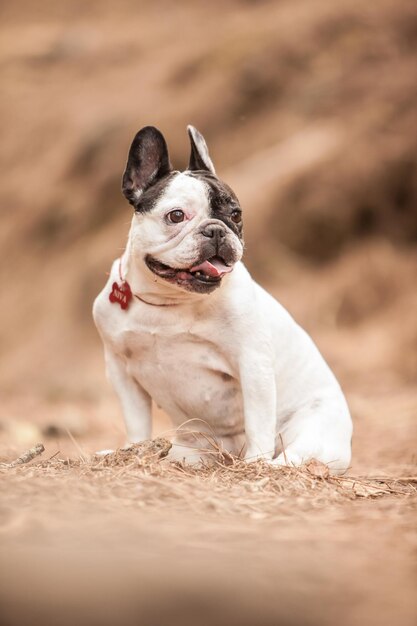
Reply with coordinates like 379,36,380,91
109,281,133,310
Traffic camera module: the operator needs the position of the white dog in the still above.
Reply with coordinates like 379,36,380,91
93,125,352,472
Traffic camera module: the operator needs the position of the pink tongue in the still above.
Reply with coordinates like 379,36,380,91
190,258,233,278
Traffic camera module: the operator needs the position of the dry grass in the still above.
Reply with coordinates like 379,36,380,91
2,438,416,520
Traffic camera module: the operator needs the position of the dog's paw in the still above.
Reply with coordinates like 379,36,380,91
95,448,115,456
270,451,304,467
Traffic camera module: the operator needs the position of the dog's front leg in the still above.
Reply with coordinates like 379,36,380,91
239,357,277,462
105,349,152,444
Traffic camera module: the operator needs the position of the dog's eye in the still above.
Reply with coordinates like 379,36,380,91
231,209,242,224
167,209,185,224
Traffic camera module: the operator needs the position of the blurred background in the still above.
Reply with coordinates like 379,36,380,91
0,0,416,461
1,3,417,626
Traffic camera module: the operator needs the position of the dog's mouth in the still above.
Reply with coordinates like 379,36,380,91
145,255,233,290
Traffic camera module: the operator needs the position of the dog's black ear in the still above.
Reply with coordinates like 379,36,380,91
187,125,216,174
122,126,172,205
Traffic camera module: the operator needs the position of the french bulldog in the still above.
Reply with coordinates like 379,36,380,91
93,125,352,472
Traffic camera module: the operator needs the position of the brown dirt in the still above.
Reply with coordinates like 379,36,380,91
1,1,416,625
0,430,416,626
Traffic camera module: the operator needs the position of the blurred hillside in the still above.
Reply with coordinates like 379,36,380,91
0,0,416,397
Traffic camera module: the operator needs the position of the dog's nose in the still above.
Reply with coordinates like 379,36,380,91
201,224,226,239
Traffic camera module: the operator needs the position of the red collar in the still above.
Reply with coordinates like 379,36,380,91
108,259,179,309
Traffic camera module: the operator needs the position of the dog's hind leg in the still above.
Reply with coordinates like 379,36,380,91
272,396,352,475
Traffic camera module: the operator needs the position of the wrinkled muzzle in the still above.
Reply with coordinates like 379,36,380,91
195,219,242,269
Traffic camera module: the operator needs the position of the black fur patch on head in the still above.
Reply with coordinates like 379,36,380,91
186,170,244,240
133,172,179,213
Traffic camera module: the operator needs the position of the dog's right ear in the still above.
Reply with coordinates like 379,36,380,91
122,126,172,206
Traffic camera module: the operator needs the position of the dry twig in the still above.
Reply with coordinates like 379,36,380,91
3,443,45,467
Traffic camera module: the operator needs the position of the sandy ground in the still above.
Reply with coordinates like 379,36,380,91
0,402,416,626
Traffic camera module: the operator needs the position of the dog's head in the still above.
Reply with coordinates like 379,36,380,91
122,125,244,294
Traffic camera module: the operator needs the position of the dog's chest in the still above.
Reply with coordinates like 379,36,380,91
110,306,243,427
